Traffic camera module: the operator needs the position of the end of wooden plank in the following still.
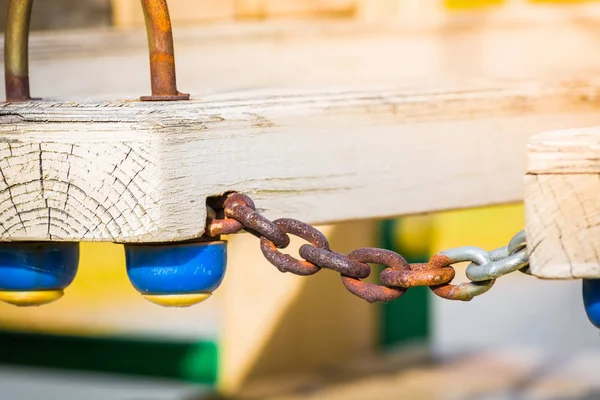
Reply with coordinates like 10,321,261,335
525,127,600,279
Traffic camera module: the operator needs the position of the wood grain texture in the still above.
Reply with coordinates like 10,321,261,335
2,80,600,243
527,127,600,174
525,128,600,279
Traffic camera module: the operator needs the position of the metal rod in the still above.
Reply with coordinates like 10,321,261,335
4,0,34,102
139,0,189,101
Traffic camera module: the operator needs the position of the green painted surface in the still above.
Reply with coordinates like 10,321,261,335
0,330,218,384
379,219,430,348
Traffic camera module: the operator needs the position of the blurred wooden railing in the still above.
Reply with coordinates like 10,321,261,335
111,0,598,28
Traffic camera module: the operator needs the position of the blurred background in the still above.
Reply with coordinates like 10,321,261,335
0,0,599,399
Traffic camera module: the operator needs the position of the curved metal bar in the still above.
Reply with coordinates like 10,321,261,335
139,0,189,101
4,0,34,102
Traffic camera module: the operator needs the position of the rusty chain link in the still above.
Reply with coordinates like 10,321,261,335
206,192,531,303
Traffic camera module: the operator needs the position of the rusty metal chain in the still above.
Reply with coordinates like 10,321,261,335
206,192,530,303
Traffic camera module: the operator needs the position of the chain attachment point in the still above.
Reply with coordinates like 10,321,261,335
207,193,291,248
224,193,290,248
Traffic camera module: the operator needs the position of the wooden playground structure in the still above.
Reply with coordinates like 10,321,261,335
0,0,599,398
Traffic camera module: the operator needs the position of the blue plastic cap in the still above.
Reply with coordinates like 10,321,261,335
582,279,600,328
0,242,79,291
125,241,227,296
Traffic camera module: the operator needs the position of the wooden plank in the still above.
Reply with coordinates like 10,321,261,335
1,79,600,243
10,6,600,98
525,127,600,279
2,79,600,243
111,0,235,29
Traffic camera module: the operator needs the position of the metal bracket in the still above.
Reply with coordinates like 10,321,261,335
3,0,189,103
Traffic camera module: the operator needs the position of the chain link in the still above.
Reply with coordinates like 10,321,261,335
431,247,495,301
260,218,328,276
206,193,531,303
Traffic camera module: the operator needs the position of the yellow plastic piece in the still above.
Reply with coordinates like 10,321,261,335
142,293,211,307
444,0,503,9
0,290,64,306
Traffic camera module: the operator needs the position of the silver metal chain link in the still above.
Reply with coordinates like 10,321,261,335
462,230,530,283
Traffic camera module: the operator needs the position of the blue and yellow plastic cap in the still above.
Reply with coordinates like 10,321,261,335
125,240,227,307
0,242,79,306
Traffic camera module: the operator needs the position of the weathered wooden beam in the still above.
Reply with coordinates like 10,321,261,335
525,127,600,279
3,11,600,243
1,79,600,243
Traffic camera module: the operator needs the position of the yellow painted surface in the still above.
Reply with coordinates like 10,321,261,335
445,0,594,9
528,0,597,3
445,0,504,10
430,203,524,253
393,214,434,257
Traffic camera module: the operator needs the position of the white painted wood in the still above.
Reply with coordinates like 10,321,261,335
2,80,600,243
525,127,600,279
